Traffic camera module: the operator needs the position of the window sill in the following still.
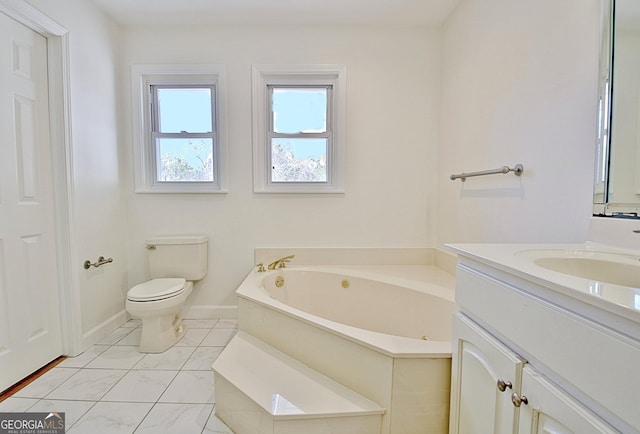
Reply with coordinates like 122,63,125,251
254,184,345,194
135,185,228,194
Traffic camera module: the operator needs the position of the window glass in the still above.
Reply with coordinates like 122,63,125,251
271,138,328,182
156,138,214,182
157,87,213,133
271,87,327,134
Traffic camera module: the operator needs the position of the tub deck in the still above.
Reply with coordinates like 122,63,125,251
236,264,455,358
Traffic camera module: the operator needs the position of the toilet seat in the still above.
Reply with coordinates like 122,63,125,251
127,278,186,302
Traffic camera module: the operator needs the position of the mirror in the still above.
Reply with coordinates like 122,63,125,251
594,0,640,217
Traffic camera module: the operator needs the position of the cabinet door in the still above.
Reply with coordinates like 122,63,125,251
450,313,527,434
517,366,618,434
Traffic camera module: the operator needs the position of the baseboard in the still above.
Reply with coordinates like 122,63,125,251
81,309,129,351
185,305,238,319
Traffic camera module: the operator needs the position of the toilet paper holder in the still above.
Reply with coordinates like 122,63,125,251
84,256,113,269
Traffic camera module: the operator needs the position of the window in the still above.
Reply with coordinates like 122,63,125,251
252,65,346,193
131,64,227,193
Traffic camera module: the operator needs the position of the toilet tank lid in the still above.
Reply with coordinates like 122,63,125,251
146,235,208,245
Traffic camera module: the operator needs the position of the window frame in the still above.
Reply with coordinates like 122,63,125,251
131,64,228,193
252,64,346,193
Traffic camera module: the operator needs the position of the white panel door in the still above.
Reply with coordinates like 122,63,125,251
449,313,526,434
0,11,63,392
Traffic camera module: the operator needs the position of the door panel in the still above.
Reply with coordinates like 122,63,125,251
518,366,618,434
450,313,526,434
0,11,63,392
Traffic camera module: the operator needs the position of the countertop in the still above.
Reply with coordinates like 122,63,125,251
446,242,640,326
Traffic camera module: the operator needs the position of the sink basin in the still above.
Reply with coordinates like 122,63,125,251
516,249,640,288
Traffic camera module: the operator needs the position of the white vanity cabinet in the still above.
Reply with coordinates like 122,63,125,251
450,313,617,434
448,251,640,434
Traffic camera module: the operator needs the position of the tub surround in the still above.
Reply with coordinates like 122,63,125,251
447,242,640,433
239,266,454,358
213,248,456,434
254,247,455,271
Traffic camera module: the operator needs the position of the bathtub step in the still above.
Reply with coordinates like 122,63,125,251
212,331,385,434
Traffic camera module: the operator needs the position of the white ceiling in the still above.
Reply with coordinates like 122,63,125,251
88,0,461,27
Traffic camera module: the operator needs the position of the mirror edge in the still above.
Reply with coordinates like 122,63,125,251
593,0,613,217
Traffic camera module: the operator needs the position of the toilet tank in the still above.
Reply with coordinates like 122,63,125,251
146,235,208,280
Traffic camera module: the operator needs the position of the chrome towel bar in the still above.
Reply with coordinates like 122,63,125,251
450,164,524,182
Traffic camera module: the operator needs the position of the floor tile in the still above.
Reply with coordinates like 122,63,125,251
98,327,135,345
215,319,238,329
13,368,79,398
57,345,109,368
28,399,96,427
133,346,196,370
3,316,237,434
102,370,178,403
200,329,236,346
85,346,145,369
159,371,215,404
46,369,127,401
67,401,153,434
115,328,142,346
0,397,39,412
135,403,213,433
175,328,209,347
182,319,218,329
121,319,142,328
203,413,234,434
182,347,224,371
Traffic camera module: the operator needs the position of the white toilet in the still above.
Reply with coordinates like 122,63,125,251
126,235,208,353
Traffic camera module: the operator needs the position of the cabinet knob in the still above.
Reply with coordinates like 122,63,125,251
511,392,528,407
496,379,513,392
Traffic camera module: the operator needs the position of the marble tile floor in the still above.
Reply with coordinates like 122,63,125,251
0,318,237,433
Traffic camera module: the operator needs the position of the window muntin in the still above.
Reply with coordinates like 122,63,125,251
151,85,216,183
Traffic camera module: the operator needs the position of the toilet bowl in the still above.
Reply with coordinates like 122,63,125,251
125,235,208,353
126,278,194,353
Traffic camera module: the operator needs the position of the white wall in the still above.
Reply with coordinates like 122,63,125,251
25,0,127,343
437,0,601,245
120,24,442,309
20,0,611,332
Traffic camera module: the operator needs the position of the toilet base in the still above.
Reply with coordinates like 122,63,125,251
138,313,187,353
126,281,193,353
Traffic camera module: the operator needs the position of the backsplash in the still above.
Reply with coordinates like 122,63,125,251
588,216,640,251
